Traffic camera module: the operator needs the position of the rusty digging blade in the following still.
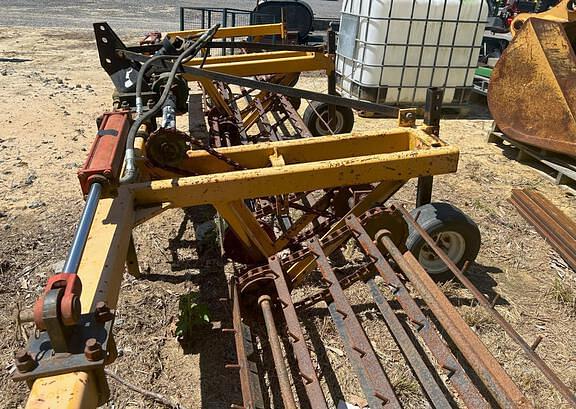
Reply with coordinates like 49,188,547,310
509,189,576,271
227,206,576,409
488,18,576,157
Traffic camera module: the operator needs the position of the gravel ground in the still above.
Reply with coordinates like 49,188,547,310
0,0,342,32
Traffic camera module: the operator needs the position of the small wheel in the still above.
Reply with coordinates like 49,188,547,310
405,202,481,281
303,101,354,136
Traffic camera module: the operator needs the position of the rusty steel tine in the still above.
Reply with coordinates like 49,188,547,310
258,295,298,409
251,94,276,141
215,82,249,144
530,336,543,352
344,214,490,409
379,231,532,408
490,294,500,309
270,110,292,138
365,279,452,409
229,277,259,409
268,256,329,409
277,94,313,138
510,190,576,270
327,302,380,406
519,190,576,241
306,237,402,409
397,204,576,407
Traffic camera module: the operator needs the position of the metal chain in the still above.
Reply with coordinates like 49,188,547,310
187,135,246,171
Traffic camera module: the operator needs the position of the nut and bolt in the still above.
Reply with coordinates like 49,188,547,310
15,349,37,373
94,301,114,323
84,338,104,361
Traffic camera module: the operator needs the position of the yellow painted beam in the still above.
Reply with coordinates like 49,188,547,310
132,146,459,208
25,188,135,409
186,50,310,65
26,372,99,409
215,200,276,259
178,129,416,175
183,52,331,78
167,23,285,40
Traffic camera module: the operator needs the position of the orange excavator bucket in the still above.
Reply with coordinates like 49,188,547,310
488,17,576,157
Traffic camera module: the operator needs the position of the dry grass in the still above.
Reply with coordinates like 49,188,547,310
546,277,576,315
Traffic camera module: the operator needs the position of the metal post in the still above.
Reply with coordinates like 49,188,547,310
416,176,433,207
179,7,185,31
327,26,337,129
126,234,141,278
259,295,297,409
62,182,102,274
423,87,444,136
417,87,444,207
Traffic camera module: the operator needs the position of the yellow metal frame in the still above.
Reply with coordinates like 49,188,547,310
24,124,459,409
183,51,333,79
165,23,334,126
23,22,461,409
167,23,286,41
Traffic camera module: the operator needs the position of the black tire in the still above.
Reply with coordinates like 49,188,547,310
303,101,355,136
405,202,481,281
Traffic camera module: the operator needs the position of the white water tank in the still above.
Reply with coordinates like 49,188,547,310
336,0,488,106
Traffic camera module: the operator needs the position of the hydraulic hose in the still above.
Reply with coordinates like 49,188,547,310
120,24,220,184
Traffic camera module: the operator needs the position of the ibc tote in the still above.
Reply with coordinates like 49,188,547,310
336,0,489,107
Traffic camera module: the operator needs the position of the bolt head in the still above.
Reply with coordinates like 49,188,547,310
84,338,103,361
15,350,36,373
94,301,114,322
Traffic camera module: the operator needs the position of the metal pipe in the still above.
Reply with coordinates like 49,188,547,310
396,204,576,407
259,295,297,409
62,182,102,274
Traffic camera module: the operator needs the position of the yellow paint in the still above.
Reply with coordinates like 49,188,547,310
26,189,135,409
132,146,459,208
167,23,285,40
183,52,331,78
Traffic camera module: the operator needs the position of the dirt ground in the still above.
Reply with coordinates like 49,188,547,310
0,27,575,409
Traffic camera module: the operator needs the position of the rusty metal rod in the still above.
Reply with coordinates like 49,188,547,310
397,204,576,407
268,256,329,409
307,237,402,409
378,231,531,408
519,190,576,240
277,94,312,139
229,277,257,408
258,295,297,409
510,189,576,270
365,278,453,409
345,214,490,409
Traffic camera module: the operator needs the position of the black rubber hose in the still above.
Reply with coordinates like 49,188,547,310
120,24,220,184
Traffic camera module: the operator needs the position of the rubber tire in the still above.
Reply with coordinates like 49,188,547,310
303,101,355,136
405,202,481,281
